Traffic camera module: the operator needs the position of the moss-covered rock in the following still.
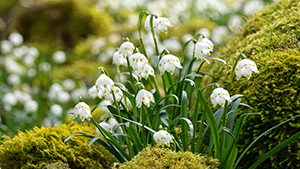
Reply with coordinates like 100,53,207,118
213,0,300,168
114,146,219,169
0,122,114,169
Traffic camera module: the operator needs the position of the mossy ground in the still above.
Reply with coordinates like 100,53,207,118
213,0,300,168
0,122,114,169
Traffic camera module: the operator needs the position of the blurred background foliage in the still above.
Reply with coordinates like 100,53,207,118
0,0,278,138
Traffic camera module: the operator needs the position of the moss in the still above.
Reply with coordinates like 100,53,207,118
114,146,219,169
213,0,300,168
0,122,114,169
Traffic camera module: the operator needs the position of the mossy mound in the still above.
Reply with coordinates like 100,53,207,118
8,0,113,51
213,0,300,168
114,146,219,169
0,122,114,169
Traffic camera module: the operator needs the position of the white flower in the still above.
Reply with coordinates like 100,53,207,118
3,93,17,106
51,104,63,116
95,74,114,96
158,54,182,75
119,41,135,58
9,33,23,46
53,51,67,64
129,53,148,69
24,100,38,113
153,17,172,35
153,130,173,146
98,122,113,134
88,85,104,99
105,86,123,103
39,62,51,72
133,63,155,80
7,74,21,86
235,59,259,80
113,50,127,66
136,89,154,108
144,15,154,31
57,91,71,103
1,40,13,54
62,79,76,91
210,88,231,107
195,37,214,61
74,102,92,121
108,118,122,133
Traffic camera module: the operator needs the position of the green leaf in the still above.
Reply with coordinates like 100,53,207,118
207,58,227,65
181,90,188,151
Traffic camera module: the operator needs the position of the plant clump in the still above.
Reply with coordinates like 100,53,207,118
0,121,114,169
213,0,300,168
114,146,219,169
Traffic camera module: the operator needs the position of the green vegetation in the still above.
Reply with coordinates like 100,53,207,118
0,122,114,169
213,0,300,168
114,146,219,169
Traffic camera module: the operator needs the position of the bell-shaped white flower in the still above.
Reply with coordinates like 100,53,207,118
136,89,155,108
95,74,114,96
98,121,113,134
88,85,104,99
74,102,92,121
105,86,124,103
153,17,172,35
144,15,154,31
235,59,259,80
113,50,127,66
153,130,173,146
133,63,155,80
129,53,149,69
210,88,231,107
158,54,182,75
195,37,214,61
119,41,135,58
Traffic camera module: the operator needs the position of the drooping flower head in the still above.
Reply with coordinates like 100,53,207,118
195,37,214,61
158,54,182,75
113,50,127,66
144,15,172,35
153,130,173,146
153,17,172,35
105,86,124,104
119,41,135,58
210,88,231,107
74,102,92,121
95,74,114,96
235,59,259,80
136,89,155,108
88,85,104,99
129,53,149,69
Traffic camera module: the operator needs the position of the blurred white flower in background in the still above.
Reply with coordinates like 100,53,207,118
48,83,63,100
1,40,13,54
39,62,51,72
14,90,32,104
51,104,63,116
3,93,18,107
243,0,265,16
163,37,181,53
8,32,23,46
63,79,76,91
52,51,67,64
43,117,52,127
27,68,37,77
7,74,21,86
196,28,211,38
24,100,38,113
57,91,71,103
228,14,244,33
108,33,122,45
211,25,230,45
27,47,39,58
23,53,36,67
13,47,26,59
71,87,88,102
5,58,25,75
91,37,106,55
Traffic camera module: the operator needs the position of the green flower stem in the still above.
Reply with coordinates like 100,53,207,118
142,105,152,129
151,75,161,98
116,65,122,82
112,91,133,157
138,11,149,59
126,57,135,83
173,138,184,152
149,15,159,56
196,101,208,153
